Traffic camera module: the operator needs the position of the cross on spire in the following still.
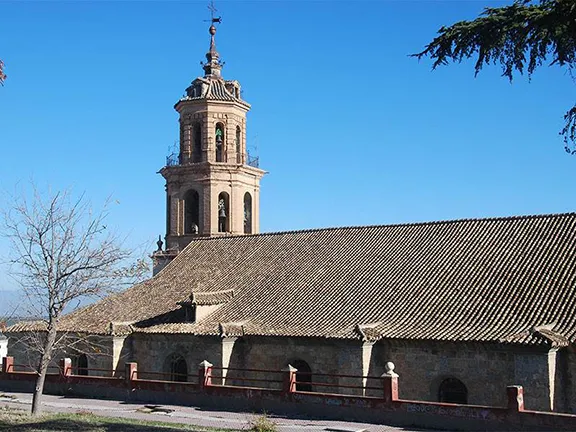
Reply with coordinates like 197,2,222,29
207,1,221,25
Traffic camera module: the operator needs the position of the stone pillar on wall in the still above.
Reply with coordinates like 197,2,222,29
549,349,558,411
112,335,132,378
548,348,570,412
382,361,399,403
337,341,373,396
361,342,374,396
514,349,558,411
221,337,237,385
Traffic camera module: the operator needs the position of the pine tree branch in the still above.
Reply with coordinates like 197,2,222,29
413,0,576,149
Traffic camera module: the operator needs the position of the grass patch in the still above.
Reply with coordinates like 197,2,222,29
247,414,278,432
0,406,237,431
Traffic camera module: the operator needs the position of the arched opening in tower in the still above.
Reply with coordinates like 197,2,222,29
218,192,230,233
184,189,200,234
243,192,252,234
215,123,225,162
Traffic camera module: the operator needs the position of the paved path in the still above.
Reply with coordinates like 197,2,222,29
0,392,432,432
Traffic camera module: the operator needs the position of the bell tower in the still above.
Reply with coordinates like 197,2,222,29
154,16,265,271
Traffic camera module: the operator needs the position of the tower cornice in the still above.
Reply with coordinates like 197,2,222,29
159,163,266,181
174,97,251,113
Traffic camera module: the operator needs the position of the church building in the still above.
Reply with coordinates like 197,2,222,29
8,18,576,415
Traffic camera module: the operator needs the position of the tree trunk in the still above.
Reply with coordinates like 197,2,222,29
31,325,57,416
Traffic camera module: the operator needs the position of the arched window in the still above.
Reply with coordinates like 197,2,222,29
215,123,225,162
218,192,230,233
193,123,202,162
165,354,188,382
184,189,200,235
235,126,242,163
292,359,312,392
77,354,88,376
243,192,252,234
438,378,468,404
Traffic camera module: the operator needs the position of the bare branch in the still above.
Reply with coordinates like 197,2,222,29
1,182,148,414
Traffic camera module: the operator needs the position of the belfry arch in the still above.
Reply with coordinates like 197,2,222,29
184,189,200,235
215,123,225,162
218,192,230,233
243,192,252,234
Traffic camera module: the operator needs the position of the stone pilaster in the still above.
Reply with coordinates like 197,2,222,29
221,337,237,385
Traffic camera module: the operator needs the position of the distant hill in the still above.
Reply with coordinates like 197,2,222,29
0,289,100,319
0,290,25,316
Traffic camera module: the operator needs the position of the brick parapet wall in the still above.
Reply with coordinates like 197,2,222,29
1,357,576,431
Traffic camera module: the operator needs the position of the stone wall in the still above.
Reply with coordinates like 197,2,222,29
6,333,116,376
372,340,554,412
131,334,365,392
562,347,576,413
131,333,221,380
227,336,353,392
3,357,576,431
9,330,563,412
130,334,559,411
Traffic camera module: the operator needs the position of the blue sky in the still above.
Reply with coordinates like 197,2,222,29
0,1,574,299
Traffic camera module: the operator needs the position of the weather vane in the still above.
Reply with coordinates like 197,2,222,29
206,0,222,25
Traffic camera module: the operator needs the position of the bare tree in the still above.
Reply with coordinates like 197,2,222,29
1,185,147,415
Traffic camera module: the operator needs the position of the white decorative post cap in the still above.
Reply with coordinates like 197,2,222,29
381,361,399,378
199,360,213,368
281,364,298,372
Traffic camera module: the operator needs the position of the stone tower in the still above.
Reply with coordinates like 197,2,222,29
153,20,265,273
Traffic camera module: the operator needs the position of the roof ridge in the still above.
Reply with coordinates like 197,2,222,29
184,211,576,243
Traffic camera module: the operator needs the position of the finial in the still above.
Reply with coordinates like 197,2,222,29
202,1,223,78
382,361,399,378
156,235,163,252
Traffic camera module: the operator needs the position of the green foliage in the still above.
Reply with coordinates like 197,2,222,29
247,414,278,432
0,406,236,431
413,0,576,151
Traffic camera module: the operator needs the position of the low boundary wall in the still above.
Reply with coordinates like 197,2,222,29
1,357,575,431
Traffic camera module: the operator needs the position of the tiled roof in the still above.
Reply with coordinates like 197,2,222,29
191,289,235,306
180,78,249,107
11,213,576,347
